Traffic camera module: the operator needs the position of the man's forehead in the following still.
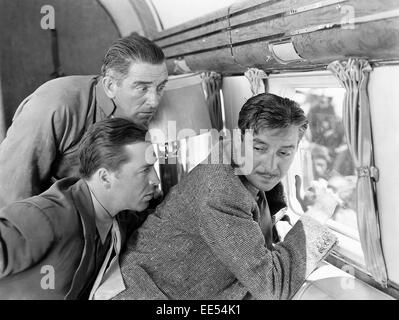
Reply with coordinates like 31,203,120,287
126,61,168,83
253,126,300,145
125,142,156,164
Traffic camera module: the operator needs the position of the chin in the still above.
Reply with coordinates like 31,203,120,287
256,179,279,192
137,201,150,212
136,121,149,130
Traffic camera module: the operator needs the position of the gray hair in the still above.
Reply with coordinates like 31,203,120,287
101,33,165,81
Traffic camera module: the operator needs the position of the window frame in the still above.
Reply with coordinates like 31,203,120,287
267,70,367,270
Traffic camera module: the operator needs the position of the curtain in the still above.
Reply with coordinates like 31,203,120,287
200,71,223,131
244,68,268,96
328,58,388,287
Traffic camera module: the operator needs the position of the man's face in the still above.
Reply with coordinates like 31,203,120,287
112,61,168,128
110,142,160,212
243,126,300,192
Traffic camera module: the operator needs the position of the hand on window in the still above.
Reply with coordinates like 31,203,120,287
296,175,339,224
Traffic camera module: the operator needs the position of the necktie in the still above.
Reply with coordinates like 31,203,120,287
257,191,274,250
89,219,125,300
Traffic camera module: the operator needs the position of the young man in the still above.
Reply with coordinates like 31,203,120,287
113,93,338,300
0,33,168,208
0,118,160,299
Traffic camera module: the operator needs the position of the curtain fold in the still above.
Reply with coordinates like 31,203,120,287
200,71,223,131
244,68,268,96
328,58,388,287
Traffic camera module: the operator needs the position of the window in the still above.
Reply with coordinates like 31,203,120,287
268,71,366,269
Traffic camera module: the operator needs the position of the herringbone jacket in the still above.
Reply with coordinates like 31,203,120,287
114,163,337,300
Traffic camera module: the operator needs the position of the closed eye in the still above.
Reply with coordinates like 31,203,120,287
279,150,292,157
254,146,266,151
157,84,166,92
136,85,148,93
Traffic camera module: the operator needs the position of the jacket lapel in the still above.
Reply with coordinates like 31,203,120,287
65,179,97,300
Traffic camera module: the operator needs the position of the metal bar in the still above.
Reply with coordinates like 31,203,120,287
326,253,399,300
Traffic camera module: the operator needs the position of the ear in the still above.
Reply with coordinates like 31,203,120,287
102,75,118,99
97,168,113,189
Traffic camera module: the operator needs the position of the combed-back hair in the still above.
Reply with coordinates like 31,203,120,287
101,33,165,80
78,118,147,179
238,93,308,139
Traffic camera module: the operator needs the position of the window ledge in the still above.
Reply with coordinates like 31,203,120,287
292,261,394,300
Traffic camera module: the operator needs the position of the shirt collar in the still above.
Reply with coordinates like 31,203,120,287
89,189,113,244
95,77,117,118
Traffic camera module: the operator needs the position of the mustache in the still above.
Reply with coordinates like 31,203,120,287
258,172,280,179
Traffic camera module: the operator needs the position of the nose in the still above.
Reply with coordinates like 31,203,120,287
262,152,278,173
149,167,161,186
146,88,161,109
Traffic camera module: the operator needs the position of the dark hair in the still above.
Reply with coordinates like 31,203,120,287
238,93,308,139
78,118,147,179
101,33,165,80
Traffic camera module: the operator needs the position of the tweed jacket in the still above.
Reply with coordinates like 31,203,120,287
0,177,133,300
114,163,337,300
0,75,116,208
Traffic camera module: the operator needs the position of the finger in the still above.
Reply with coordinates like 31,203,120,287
309,180,329,195
309,180,322,191
304,190,316,201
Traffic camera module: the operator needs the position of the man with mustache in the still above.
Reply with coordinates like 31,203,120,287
0,33,168,210
0,118,160,299
109,93,339,300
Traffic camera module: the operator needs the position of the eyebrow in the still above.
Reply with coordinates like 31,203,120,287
253,139,296,149
132,81,152,86
140,163,154,170
132,80,168,86
280,145,296,149
253,138,266,144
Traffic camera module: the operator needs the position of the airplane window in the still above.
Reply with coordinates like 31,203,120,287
290,88,366,267
227,72,369,269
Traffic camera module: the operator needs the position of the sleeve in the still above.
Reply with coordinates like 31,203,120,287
198,190,337,300
0,95,78,207
0,202,55,278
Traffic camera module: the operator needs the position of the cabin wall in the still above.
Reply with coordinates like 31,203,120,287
369,65,399,286
222,76,252,131
0,0,120,129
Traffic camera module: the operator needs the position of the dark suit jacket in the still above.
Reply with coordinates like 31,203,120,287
0,177,132,300
0,76,115,208
115,163,337,300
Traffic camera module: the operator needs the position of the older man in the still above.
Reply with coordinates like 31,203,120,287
112,93,338,300
0,33,168,208
0,118,160,299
